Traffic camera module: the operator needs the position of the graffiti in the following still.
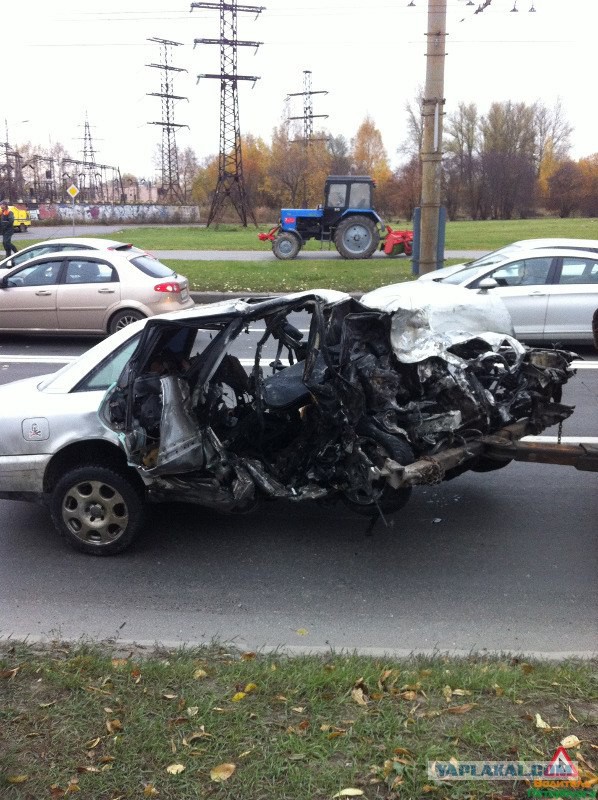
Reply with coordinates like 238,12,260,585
35,203,200,223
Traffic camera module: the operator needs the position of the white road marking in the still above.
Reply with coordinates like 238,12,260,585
571,360,598,369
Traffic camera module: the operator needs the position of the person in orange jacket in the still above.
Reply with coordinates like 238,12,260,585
0,200,18,258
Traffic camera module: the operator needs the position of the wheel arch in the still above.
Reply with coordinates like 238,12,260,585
43,440,144,495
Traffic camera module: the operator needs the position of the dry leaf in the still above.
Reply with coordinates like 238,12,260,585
241,652,256,660
442,685,452,702
452,689,472,696
394,747,414,757
99,756,115,764
7,775,28,784
85,737,101,749
231,692,246,702
535,713,552,730
520,663,535,674
166,763,185,775
351,687,368,706
111,658,128,668
292,706,305,713
39,701,56,708
561,734,581,748
0,667,19,679
50,787,65,798
295,628,309,636
332,790,364,798
143,785,159,797
76,766,99,774
186,706,199,717
446,703,477,714
210,762,236,782
422,784,440,793
162,693,177,700
298,719,310,730
568,705,579,723
106,719,123,734
193,669,208,680
244,682,257,693
399,690,417,701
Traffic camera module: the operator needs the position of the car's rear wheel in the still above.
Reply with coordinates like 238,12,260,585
19,223,26,233
108,308,145,335
342,427,414,516
50,465,145,555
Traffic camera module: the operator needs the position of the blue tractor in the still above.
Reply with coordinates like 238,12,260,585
259,175,385,260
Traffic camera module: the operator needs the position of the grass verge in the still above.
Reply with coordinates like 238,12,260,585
163,259,415,293
1,642,596,800
49,218,598,251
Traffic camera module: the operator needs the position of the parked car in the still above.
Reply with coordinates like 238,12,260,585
0,287,573,555
418,238,598,283
415,246,598,344
0,237,151,271
0,249,194,335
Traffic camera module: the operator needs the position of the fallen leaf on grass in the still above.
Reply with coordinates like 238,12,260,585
394,747,414,757
452,689,472,696
231,691,246,702
210,762,236,782
0,667,19,679
568,706,579,723
193,669,208,680
244,682,258,693
399,690,417,701
241,652,256,660
185,728,213,745
351,687,368,706
76,766,99,774
288,753,307,761
50,787,65,798
111,658,128,668
446,703,477,714
162,693,177,700
85,737,102,749
7,775,28,784
143,785,159,797
442,685,452,702
295,628,309,636
520,663,535,674
332,790,364,798
535,713,553,730
106,719,123,734
561,735,582,748
166,763,185,775
186,706,199,717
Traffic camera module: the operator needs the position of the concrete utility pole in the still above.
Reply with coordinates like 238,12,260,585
419,0,447,274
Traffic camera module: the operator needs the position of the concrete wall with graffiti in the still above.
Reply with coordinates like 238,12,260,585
32,204,200,223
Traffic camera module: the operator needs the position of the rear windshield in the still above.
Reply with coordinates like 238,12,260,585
129,255,175,278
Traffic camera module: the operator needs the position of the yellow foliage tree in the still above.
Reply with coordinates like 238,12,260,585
351,116,391,182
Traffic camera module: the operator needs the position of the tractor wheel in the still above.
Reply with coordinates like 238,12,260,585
334,215,380,259
273,232,301,260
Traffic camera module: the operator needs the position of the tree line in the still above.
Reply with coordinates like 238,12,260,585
191,100,598,222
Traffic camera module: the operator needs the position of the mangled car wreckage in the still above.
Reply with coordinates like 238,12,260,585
90,283,575,554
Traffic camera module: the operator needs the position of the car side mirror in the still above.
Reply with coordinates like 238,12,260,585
0,276,7,289
477,277,498,293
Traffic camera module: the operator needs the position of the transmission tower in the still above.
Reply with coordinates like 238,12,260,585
191,1,264,226
77,113,102,202
147,37,188,203
287,70,328,147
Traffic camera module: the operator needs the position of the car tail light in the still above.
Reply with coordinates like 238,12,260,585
154,281,182,293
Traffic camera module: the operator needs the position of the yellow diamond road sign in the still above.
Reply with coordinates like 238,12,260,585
67,184,79,199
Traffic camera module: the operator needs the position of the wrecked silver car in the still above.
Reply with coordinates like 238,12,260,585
86,285,575,555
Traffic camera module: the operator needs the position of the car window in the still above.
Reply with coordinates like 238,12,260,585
11,244,62,267
6,260,62,287
129,255,174,278
558,257,598,285
439,264,487,285
74,335,141,392
470,257,554,288
65,259,116,284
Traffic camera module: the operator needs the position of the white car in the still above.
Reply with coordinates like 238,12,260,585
418,238,598,283
0,237,150,271
416,246,598,344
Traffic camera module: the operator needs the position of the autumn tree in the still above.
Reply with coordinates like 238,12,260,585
578,154,598,217
546,160,583,218
351,116,391,182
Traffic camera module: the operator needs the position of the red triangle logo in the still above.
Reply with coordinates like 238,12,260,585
544,747,579,779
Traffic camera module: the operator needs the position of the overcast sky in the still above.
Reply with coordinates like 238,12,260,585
5,0,596,178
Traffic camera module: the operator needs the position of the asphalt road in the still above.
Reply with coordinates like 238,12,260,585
0,335,596,656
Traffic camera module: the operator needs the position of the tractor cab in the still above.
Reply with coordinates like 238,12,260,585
323,175,375,221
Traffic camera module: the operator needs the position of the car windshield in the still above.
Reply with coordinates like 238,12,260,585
438,264,489,285
129,255,175,278
438,244,526,284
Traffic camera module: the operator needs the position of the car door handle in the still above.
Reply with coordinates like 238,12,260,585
98,288,116,294
528,290,546,296
35,290,52,296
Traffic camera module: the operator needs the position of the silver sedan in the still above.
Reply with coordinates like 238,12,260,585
420,246,598,344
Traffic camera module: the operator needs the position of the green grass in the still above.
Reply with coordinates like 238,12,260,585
163,259,415,293
1,643,596,800
35,217,598,252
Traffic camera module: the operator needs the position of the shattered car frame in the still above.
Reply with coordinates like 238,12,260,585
75,286,577,555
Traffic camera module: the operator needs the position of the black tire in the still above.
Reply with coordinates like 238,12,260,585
50,465,145,555
273,232,301,260
342,427,414,516
593,308,598,351
108,308,145,335
19,224,26,233
334,215,380,259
